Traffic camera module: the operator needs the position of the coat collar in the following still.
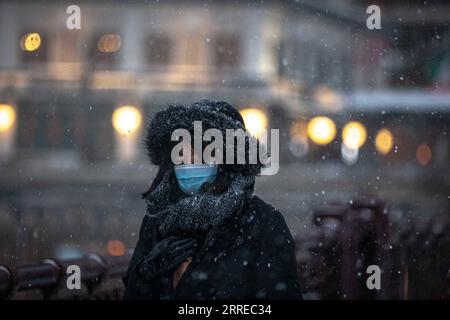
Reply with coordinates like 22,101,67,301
172,196,253,295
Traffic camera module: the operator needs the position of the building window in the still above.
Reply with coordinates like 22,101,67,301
147,35,172,66
185,35,203,66
18,109,37,148
18,107,71,150
56,32,80,62
214,34,240,69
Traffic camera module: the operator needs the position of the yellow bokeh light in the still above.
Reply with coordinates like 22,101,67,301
98,34,121,53
375,128,394,155
0,104,16,132
306,116,336,145
240,108,268,139
21,32,41,52
342,121,367,149
112,105,142,136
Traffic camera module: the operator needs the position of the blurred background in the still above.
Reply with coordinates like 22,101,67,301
0,0,449,299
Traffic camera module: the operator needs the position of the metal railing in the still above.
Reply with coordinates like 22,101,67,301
295,197,450,299
0,252,131,300
1,197,449,300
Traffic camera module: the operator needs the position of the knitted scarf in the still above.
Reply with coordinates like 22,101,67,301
144,170,255,238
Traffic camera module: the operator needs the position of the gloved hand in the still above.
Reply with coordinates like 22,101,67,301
137,236,197,283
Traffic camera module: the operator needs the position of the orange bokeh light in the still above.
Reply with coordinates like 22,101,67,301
416,143,432,166
107,239,126,256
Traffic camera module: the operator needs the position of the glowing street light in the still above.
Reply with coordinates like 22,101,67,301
342,121,367,150
0,104,16,132
307,116,336,145
112,105,142,136
240,108,268,140
0,103,17,163
375,128,394,155
21,32,41,52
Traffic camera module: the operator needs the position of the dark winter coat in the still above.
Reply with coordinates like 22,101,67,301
123,195,302,300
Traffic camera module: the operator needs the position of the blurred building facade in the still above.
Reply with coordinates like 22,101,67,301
0,0,449,264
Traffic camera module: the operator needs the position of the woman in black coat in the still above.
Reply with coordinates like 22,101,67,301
123,100,302,300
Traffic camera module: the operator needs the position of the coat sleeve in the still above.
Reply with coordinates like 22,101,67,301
122,215,163,300
252,209,303,300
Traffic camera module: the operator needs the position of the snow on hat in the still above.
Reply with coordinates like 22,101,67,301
144,99,262,175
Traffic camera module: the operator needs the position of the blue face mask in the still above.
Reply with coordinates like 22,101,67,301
174,164,218,195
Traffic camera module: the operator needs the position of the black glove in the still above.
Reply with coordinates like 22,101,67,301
137,236,197,283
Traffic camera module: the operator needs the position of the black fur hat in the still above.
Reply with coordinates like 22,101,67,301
144,99,263,176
